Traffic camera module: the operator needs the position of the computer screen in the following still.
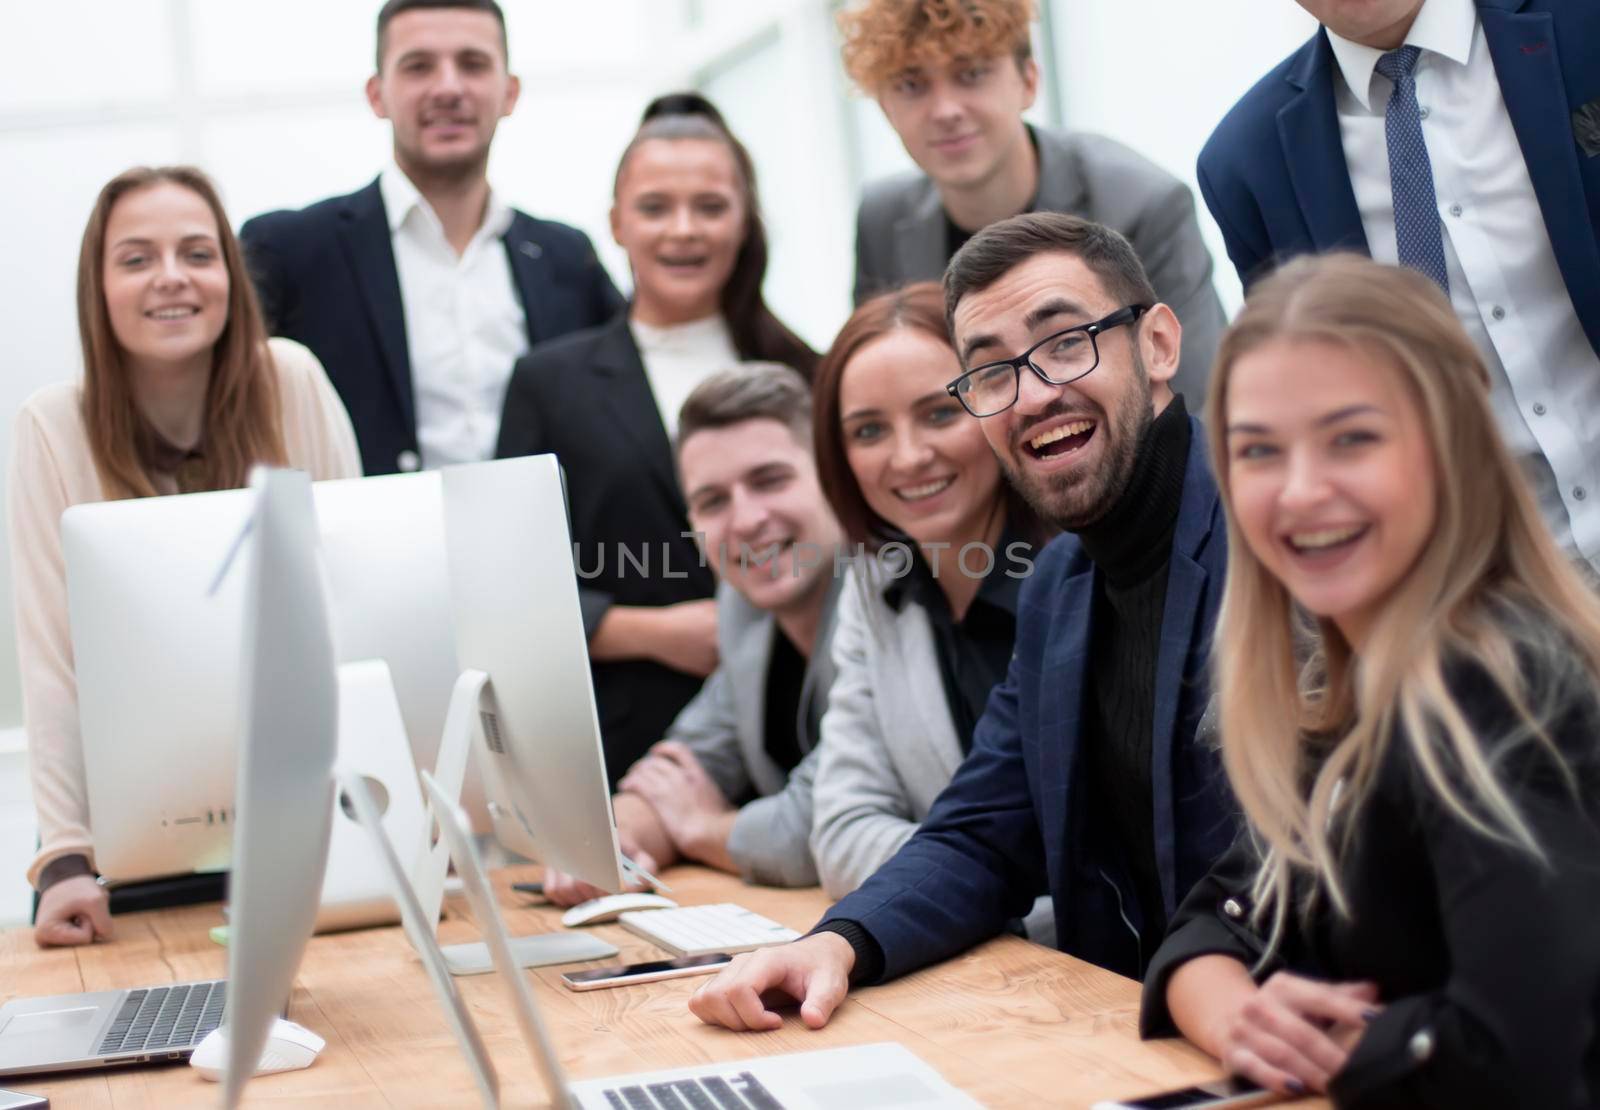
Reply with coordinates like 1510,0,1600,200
440,454,629,896
221,468,339,1106
61,472,458,886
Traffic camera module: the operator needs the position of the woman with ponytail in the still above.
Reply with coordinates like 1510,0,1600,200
496,92,817,781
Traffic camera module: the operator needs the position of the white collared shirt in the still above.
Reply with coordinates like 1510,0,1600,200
380,165,527,470
630,314,740,440
1326,0,1600,572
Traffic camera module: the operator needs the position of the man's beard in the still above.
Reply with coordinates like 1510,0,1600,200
999,354,1152,532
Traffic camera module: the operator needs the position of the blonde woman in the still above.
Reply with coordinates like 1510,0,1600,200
10,166,359,947
1140,254,1600,1108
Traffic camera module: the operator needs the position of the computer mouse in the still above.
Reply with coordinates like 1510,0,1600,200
189,1017,326,1081
561,892,678,927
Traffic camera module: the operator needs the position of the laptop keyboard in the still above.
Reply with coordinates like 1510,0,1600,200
601,1071,787,1109
96,980,226,1056
618,904,800,957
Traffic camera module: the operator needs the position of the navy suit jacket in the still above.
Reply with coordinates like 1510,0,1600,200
821,420,1238,981
1197,0,1600,358
239,178,624,476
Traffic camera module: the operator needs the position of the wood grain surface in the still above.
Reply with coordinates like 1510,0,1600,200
0,865,1328,1108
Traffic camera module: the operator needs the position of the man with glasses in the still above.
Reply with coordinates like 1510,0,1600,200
688,213,1237,1033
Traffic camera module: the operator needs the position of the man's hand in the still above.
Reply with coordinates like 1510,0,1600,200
689,932,855,1032
542,839,660,908
620,741,735,864
1215,970,1378,1095
34,874,113,947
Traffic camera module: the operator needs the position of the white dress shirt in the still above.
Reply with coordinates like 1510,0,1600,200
380,166,528,469
629,314,740,440
1327,0,1600,571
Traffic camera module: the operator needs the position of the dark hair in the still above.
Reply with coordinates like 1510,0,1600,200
614,92,820,377
942,212,1158,357
676,361,812,457
813,282,1046,550
375,0,507,69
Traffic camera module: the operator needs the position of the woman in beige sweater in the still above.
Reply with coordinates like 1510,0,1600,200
8,166,360,947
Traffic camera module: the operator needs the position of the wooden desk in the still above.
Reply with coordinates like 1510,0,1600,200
1,867,1328,1108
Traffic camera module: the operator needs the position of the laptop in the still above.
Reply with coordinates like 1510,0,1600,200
345,769,982,1110
0,979,227,1076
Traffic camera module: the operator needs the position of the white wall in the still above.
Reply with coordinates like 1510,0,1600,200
1046,0,1319,313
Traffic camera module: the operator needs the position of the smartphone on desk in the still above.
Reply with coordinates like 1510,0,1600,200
561,952,733,991
1092,1076,1275,1110
0,1089,48,1109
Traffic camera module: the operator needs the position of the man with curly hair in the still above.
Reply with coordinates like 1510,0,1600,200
843,0,1226,403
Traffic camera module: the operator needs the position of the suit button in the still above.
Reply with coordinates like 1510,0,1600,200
1409,1027,1435,1062
1222,898,1244,919
397,450,421,473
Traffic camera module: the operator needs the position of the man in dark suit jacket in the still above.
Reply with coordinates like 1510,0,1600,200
841,0,1227,403
239,0,622,476
1199,0,1600,573
688,214,1239,1032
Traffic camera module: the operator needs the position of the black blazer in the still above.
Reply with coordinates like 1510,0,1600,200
495,314,715,783
1140,652,1600,1109
239,178,624,476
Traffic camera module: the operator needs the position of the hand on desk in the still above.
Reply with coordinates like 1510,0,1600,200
35,874,113,947
1212,968,1377,1096
542,834,661,907
689,932,855,1032
620,742,736,868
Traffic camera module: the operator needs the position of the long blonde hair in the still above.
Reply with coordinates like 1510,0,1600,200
77,166,286,499
1205,254,1600,944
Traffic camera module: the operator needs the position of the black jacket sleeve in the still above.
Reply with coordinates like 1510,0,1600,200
1139,831,1289,1038
495,354,614,638
1329,680,1600,1110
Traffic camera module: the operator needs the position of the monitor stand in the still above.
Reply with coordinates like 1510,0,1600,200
420,669,617,977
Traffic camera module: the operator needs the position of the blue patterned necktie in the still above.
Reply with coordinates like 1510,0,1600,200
1375,45,1449,293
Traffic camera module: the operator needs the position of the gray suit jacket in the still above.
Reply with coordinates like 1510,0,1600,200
664,576,843,888
853,124,1228,404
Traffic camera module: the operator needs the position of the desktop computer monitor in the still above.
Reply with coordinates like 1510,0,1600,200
221,467,339,1106
440,454,630,896
61,472,454,904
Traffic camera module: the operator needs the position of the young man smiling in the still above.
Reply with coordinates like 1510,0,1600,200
843,0,1226,403
240,0,621,476
543,363,846,904
688,213,1237,1032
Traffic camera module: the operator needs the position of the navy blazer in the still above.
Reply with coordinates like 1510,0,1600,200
1197,0,1600,358
821,420,1238,981
239,178,624,476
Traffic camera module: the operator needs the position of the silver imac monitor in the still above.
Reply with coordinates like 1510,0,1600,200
61,472,459,888
440,454,631,896
221,467,339,1106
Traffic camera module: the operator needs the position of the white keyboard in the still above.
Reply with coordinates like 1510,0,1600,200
619,903,801,956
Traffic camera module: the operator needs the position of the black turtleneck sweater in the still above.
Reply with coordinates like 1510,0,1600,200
814,397,1193,984
1078,394,1192,963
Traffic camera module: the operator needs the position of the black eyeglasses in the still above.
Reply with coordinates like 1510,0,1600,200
945,304,1150,417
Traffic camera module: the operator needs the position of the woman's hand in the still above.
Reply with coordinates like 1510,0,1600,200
34,874,113,947
1216,970,1379,1095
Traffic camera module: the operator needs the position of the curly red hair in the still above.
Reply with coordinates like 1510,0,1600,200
837,0,1036,92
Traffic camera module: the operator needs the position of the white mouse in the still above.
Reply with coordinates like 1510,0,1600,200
189,1017,325,1081
561,892,678,927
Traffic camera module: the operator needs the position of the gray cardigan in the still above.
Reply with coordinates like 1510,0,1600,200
852,123,1227,405
808,562,966,898
810,560,1054,942
665,576,842,888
